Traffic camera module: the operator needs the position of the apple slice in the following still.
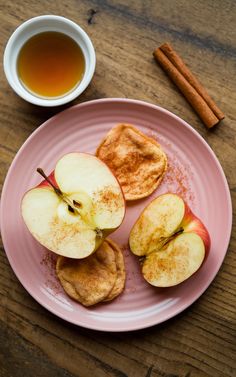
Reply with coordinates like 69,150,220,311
129,193,210,287
21,153,125,258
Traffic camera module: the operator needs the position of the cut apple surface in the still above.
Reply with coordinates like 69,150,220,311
129,193,210,287
142,233,205,287
21,153,125,258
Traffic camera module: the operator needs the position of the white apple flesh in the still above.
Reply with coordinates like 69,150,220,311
21,153,125,258
129,193,210,287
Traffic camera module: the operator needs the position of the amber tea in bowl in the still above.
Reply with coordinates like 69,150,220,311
17,31,85,98
4,15,96,106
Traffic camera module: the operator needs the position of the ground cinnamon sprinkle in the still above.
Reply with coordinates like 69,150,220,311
163,157,195,204
121,243,140,294
145,130,195,205
95,186,123,212
99,187,121,206
40,250,62,294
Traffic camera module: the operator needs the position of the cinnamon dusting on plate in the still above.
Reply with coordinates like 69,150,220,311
163,157,195,204
40,250,62,294
145,130,195,205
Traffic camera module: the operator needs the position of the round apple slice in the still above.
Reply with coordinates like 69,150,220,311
56,240,117,306
142,232,205,287
21,152,125,258
96,124,167,200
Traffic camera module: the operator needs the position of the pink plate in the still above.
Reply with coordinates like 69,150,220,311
0,98,232,331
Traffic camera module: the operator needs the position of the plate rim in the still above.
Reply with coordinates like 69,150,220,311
0,98,233,332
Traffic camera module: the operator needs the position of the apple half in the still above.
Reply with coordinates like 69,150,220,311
129,193,210,287
21,153,125,258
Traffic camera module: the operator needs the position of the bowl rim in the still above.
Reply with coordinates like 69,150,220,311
3,15,96,107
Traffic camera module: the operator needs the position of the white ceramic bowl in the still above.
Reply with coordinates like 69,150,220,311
3,15,96,106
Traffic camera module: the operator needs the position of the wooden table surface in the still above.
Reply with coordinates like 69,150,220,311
0,1,235,376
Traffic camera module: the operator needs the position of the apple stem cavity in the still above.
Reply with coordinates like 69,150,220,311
36,167,102,237
37,168,63,196
167,227,184,242
37,168,82,215
160,227,184,248
147,227,185,257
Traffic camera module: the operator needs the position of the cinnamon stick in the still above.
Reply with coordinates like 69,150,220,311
153,44,224,128
160,43,224,121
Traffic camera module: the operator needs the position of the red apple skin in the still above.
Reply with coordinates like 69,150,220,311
181,201,211,256
37,171,59,189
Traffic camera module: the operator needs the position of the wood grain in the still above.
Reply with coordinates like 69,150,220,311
0,1,236,376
